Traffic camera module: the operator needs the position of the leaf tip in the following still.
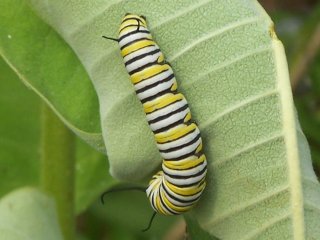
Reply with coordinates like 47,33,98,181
269,23,279,40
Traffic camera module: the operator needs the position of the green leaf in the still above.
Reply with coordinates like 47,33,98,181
5,0,320,239
185,214,219,240
0,0,104,152
75,139,117,214
0,187,63,240
0,57,114,213
0,57,40,197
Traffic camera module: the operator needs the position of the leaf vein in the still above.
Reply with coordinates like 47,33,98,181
199,89,278,130
179,45,272,88
168,16,263,61
241,213,291,240
68,0,124,37
203,184,289,228
213,133,284,167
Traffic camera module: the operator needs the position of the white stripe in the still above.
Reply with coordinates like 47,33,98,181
149,108,190,131
137,79,175,101
160,138,201,160
162,160,206,177
119,31,151,46
157,127,200,151
125,51,162,73
134,69,172,90
164,171,207,186
145,96,187,121
123,45,157,62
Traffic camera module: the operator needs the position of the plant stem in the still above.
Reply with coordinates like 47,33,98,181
40,103,75,240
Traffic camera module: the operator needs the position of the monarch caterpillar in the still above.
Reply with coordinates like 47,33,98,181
103,13,207,226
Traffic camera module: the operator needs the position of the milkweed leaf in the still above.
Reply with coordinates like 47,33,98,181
0,0,104,152
7,0,320,238
0,187,63,240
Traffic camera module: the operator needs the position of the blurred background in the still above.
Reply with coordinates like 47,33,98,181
259,0,320,177
0,0,319,239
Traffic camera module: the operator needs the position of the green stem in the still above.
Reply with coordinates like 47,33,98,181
40,103,75,240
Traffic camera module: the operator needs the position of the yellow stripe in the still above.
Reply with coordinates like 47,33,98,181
184,112,191,122
120,19,138,29
165,180,206,196
195,142,203,153
161,191,190,213
157,53,164,63
156,196,166,214
131,64,169,84
143,93,183,114
155,123,197,143
155,124,186,140
121,39,154,57
164,155,206,170
171,81,178,91
119,16,147,33
122,15,147,26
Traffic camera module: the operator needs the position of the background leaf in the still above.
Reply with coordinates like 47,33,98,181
0,56,114,214
0,57,40,198
0,0,104,152
0,56,176,239
0,187,63,240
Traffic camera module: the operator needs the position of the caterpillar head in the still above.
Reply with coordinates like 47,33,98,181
119,13,148,36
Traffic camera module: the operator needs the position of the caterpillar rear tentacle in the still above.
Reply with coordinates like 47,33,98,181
100,186,146,204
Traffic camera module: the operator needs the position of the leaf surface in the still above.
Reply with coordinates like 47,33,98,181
6,0,320,238
0,188,63,240
0,0,104,152
0,57,114,213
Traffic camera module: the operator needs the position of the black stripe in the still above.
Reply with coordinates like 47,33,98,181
162,180,205,197
164,147,200,161
164,166,207,180
121,17,144,24
163,142,202,161
125,48,160,66
133,68,168,85
160,132,201,153
123,44,155,58
157,127,196,144
120,37,152,50
162,183,200,204
164,158,205,173
129,59,158,75
119,24,139,33
136,73,174,94
158,191,176,214
148,103,188,124
152,116,186,134
119,29,150,42
140,86,176,104
166,177,206,188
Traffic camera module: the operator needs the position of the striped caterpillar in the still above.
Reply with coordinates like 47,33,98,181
103,13,207,226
